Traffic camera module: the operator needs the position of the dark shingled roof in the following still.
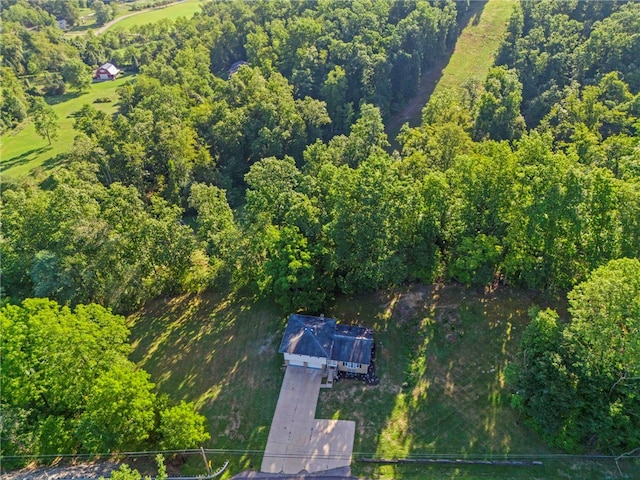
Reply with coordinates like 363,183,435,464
278,314,336,358
278,314,374,365
229,60,248,75
332,324,374,365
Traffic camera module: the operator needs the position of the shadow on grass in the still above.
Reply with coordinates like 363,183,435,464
46,91,83,106
318,285,580,480
127,285,638,480
471,4,485,26
385,0,488,147
41,153,68,171
66,23,99,34
0,146,50,171
128,290,285,472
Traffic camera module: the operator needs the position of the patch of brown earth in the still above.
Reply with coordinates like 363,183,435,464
385,284,434,324
224,405,244,441
435,305,464,343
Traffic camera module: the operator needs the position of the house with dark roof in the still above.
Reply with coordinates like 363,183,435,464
279,314,374,381
228,60,248,79
94,63,121,81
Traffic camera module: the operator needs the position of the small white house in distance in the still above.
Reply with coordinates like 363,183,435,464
278,314,374,382
94,63,121,81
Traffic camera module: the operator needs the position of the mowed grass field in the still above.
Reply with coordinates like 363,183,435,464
386,0,514,142
106,0,204,32
127,285,640,479
66,1,205,35
1,75,135,179
432,0,515,98
127,292,285,476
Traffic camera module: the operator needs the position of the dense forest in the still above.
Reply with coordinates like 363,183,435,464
1,0,640,464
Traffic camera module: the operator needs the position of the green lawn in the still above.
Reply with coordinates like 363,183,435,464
106,0,204,32
432,0,515,97
65,1,203,36
0,75,135,179
127,285,640,479
386,0,515,143
127,291,285,477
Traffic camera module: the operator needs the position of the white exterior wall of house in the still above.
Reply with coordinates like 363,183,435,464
283,353,326,370
94,64,120,81
337,361,368,374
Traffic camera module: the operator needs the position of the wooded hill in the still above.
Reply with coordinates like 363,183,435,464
1,0,639,464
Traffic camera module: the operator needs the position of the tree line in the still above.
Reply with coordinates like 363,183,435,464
508,258,640,453
3,66,638,313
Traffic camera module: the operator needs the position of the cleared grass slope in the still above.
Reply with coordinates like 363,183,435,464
105,0,203,32
387,0,514,141
432,0,515,98
1,75,135,179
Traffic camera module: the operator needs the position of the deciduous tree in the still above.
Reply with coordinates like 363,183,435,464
158,401,210,450
30,97,58,145
474,66,526,142
510,259,640,452
61,58,92,92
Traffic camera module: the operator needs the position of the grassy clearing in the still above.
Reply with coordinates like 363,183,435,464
127,285,640,479
127,291,285,476
432,0,515,98
66,1,202,36
317,285,637,479
387,0,514,143
106,0,204,32
0,74,135,179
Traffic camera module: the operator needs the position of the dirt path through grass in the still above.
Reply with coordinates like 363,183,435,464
386,0,514,142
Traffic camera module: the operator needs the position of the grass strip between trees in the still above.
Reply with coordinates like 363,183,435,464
432,0,515,98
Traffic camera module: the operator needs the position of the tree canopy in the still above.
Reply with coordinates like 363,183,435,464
0,298,209,464
509,258,640,452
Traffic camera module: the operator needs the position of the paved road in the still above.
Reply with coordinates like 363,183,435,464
261,367,355,475
0,462,119,480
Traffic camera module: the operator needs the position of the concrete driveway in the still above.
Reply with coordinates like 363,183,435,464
261,367,355,475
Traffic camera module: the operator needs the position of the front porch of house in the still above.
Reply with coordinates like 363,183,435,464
282,341,378,386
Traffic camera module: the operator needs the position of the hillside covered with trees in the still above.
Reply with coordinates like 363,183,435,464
1,0,640,468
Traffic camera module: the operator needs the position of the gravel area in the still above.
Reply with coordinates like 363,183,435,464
0,462,119,480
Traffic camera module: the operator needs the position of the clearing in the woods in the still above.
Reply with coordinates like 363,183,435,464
127,285,638,479
387,0,515,139
0,75,135,179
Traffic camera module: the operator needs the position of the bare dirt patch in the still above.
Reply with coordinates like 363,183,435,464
386,284,433,324
257,334,277,356
435,305,464,343
224,405,244,441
